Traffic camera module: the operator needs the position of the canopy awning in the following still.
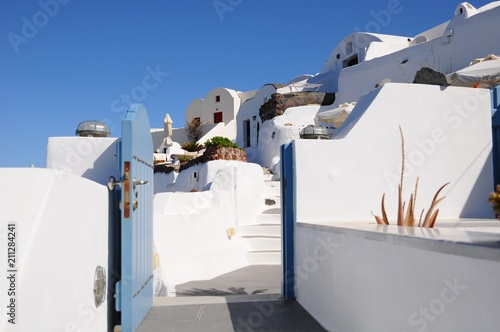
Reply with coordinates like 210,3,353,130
449,56,500,88
315,102,356,128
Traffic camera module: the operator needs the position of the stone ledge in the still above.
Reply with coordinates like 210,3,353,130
259,91,335,122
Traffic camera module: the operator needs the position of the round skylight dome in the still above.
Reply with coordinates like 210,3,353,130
76,120,111,137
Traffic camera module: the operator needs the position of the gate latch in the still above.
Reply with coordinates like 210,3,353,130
133,178,148,189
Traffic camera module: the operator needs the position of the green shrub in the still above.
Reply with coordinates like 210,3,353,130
181,142,204,152
204,136,242,150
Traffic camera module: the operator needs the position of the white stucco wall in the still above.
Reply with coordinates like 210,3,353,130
0,168,108,331
236,84,277,149
293,83,493,222
201,87,241,126
175,160,239,192
237,89,258,104
46,137,119,186
247,105,324,176
154,171,177,194
153,160,266,293
294,222,500,332
295,83,493,221
185,98,204,124
154,191,251,295
196,120,237,146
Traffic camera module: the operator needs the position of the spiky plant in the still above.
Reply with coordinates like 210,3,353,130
373,126,449,228
181,142,204,152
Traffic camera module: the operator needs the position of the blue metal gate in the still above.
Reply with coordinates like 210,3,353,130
281,142,295,300
109,104,154,331
491,86,500,187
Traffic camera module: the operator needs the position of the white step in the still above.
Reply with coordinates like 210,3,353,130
263,173,274,182
255,213,281,225
238,224,281,237
246,251,281,265
244,237,281,251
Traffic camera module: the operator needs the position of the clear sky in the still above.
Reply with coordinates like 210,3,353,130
0,0,493,167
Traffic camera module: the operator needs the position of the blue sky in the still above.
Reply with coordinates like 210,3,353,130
0,0,492,167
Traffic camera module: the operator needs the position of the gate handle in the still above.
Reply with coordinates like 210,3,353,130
133,178,149,189
108,176,121,191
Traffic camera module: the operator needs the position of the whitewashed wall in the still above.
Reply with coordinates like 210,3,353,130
196,120,237,146
154,189,250,295
236,84,277,149
46,137,119,186
295,223,500,332
153,161,265,293
0,168,108,331
201,87,241,127
293,83,493,222
153,171,177,194
291,82,497,330
249,105,323,177
185,98,204,124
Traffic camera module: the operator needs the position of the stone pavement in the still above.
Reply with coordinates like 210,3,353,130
137,265,326,331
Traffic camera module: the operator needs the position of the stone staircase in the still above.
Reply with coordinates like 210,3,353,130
237,172,282,265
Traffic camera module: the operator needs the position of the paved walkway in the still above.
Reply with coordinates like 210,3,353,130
137,265,326,331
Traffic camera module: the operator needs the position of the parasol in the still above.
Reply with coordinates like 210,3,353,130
315,102,356,128
450,57,500,88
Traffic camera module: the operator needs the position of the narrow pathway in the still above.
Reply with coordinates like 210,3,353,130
138,265,326,331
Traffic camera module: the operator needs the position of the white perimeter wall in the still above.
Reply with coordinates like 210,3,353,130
295,224,500,332
0,168,108,331
293,83,494,222
153,161,265,293
46,137,119,186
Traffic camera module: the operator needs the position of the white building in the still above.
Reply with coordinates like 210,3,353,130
310,1,500,105
151,87,258,155
244,1,500,174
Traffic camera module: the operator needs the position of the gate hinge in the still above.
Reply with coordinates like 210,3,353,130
115,281,122,312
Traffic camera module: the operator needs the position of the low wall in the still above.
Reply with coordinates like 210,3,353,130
46,137,119,186
0,168,108,331
153,161,265,293
153,191,250,295
197,120,237,146
287,83,498,330
294,221,500,332
293,84,494,222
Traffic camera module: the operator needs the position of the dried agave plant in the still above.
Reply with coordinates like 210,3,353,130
373,126,449,228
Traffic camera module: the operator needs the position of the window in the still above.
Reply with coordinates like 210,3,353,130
214,112,223,123
256,122,260,147
343,54,358,68
346,41,353,55
243,120,250,147
215,95,221,102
